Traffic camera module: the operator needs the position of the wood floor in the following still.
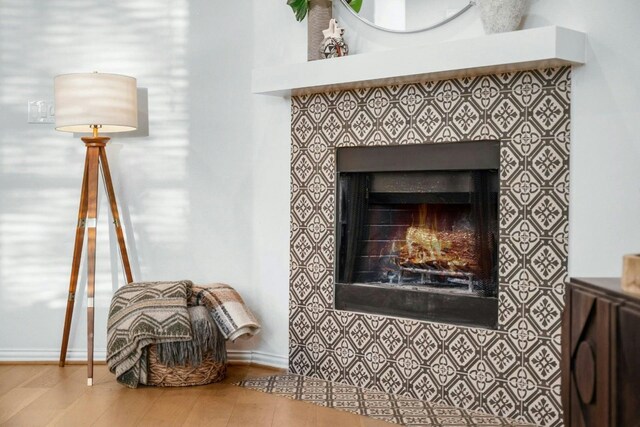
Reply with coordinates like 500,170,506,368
0,363,392,427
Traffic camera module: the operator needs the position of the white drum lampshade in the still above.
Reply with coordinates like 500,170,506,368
54,72,138,133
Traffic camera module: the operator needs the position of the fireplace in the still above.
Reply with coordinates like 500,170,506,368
335,141,499,328
289,67,571,424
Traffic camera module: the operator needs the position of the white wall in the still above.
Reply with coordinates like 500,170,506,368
0,0,269,362
1,0,639,364
248,2,305,365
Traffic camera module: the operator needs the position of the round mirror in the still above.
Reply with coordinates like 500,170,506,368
338,0,474,33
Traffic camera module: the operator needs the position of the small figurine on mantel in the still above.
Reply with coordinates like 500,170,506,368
320,19,349,59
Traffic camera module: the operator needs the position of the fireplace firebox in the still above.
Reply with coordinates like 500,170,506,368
335,141,499,328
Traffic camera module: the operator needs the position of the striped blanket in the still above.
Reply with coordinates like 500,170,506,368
107,280,260,388
189,283,261,341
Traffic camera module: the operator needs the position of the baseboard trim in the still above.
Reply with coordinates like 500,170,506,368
0,348,108,362
0,348,288,370
227,350,289,370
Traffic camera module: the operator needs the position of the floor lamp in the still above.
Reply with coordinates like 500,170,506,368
55,72,138,386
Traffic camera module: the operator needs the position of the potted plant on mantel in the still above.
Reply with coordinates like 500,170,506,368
287,0,362,61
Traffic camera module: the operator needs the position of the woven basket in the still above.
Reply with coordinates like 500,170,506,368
147,344,226,387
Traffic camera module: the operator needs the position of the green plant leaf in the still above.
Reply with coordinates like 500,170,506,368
348,0,362,13
287,0,308,21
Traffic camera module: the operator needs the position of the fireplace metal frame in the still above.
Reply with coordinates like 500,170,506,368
336,140,500,172
334,141,500,329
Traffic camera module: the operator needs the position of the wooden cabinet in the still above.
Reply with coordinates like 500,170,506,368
563,278,640,427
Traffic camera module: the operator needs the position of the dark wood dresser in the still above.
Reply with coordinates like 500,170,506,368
563,278,640,427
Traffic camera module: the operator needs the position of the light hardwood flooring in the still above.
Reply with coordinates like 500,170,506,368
0,364,392,427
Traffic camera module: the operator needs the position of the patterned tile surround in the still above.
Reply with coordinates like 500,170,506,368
289,67,571,426
238,374,533,426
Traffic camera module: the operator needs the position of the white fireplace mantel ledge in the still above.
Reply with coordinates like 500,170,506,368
252,26,585,96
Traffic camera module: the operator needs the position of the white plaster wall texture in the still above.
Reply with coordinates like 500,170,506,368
250,2,305,364
0,0,262,361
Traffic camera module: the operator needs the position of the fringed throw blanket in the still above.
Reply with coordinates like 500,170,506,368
106,280,193,388
107,280,259,388
190,283,261,341
156,306,227,367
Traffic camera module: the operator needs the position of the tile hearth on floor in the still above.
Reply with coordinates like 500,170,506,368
237,373,534,426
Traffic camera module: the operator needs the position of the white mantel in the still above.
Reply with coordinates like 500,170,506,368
252,26,586,96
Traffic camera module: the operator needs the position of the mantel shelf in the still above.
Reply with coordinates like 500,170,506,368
252,26,586,96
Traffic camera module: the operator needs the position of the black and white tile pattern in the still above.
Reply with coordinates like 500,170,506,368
289,67,571,426
237,374,534,426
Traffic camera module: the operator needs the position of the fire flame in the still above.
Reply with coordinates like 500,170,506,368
397,205,476,273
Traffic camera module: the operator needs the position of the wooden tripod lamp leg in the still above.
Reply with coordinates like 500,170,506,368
59,150,91,367
98,147,133,284
85,147,100,386
59,136,130,386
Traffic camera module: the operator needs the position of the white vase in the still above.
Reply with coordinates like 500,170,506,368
478,0,527,34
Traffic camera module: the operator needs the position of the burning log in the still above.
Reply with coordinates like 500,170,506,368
396,226,478,273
